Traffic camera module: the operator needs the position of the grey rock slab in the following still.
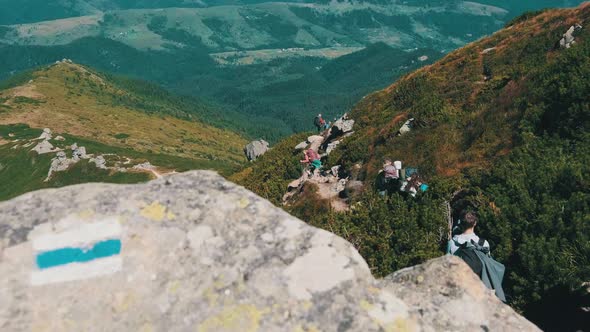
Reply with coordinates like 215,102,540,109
244,140,270,161
0,173,539,331
90,155,107,169
31,140,59,155
380,255,541,332
38,128,52,140
332,116,355,134
294,141,308,150
0,171,416,332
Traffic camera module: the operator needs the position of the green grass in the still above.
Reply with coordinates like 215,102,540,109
113,133,130,139
0,143,54,201
0,123,42,139
12,96,44,105
48,160,151,188
61,133,240,175
0,123,242,201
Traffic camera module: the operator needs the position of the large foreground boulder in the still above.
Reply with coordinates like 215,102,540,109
0,172,539,331
244,140,270,161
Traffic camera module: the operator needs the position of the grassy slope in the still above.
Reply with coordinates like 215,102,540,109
0,62,248,166
0,124,146,200
347,5,590,181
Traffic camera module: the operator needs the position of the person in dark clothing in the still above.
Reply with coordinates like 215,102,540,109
314,114,327,132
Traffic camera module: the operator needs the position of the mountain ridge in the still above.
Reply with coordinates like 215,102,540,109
0,61,249,200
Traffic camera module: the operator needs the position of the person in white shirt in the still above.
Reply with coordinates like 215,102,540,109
448,211,490,255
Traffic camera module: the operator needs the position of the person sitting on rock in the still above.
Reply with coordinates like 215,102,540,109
301,149,322,172
383,159,399,182
377,159,400,196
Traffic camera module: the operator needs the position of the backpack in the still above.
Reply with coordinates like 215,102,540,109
454,238,486,276
314,116,321,127
405,167,418,178
454,238,507,302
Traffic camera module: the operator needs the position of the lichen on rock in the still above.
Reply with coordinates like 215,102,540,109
0,171,539,331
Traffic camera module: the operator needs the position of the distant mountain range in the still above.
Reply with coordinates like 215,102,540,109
1,1,585,140
0,61,247,200
0,1,584,25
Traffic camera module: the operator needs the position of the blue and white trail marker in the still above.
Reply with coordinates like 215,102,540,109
30,218,123,286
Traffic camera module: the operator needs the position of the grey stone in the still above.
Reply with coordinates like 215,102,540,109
31,140,57,155
307,135,324,144
482,47,496,54
244,140,270,161
46,151,75,181
38,128,52,140
90,155,107,169
54,136,66,141
398,118,415,136
332,115,355,134
72,145,88,161
381,255,540,332
326,140,341,155
294,141,308,150
559,24,583,49
0,172,414,331
133,162,156,171
0,172,539,331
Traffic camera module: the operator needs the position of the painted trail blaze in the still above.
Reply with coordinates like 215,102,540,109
30,218,123,286
36,239,122,269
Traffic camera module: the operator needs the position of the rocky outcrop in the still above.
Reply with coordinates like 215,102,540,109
45,151,75,181
381,255,539,332
38,128,52,140
244,140,270,161
559,24,583,48
31,140,59,155
332,115,355,136
71,143,88,161
90,155,107,169
294,141,308,150
0,172,538,331
306,135,324,151
397,118,415,136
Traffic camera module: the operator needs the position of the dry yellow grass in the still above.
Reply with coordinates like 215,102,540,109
0,62,248,165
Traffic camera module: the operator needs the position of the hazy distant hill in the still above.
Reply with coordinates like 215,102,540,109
0,1,583,25
0,61,248,200
0,0,585,142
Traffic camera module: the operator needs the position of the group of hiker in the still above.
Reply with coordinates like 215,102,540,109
307,114,506,302
377,159,428,197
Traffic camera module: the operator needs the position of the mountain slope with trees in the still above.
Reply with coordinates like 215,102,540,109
233,4,590,330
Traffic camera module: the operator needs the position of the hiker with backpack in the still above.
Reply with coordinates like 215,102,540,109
314,114,328,133
448,211,490,254
448,211,506,302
